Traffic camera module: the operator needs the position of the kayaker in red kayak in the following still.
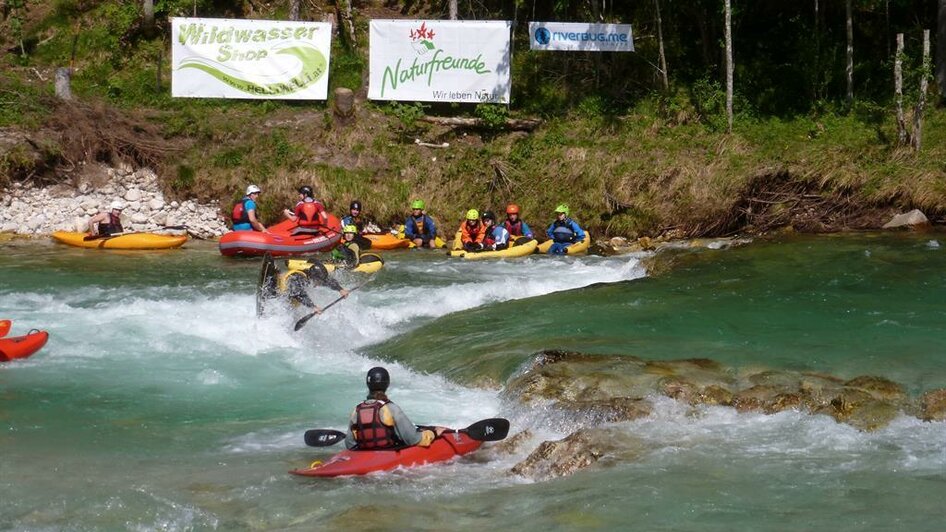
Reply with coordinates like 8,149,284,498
345,367,446,450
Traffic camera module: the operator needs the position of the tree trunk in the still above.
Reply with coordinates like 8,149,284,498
725,0,733,133
912,30,931,151
846,0,854,107
143,0,154,35
289,0,301,21
937,0,946,101
655,0,669,92
895,33,907,146
449,0,457,20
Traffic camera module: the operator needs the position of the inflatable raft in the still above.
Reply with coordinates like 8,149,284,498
219,217,342,257
449,236,539,260
0,327,49,362
52,231,187,250
290,432,482,477
536,233,592,255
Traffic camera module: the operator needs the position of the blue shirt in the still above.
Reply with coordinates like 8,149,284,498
232,198,257,231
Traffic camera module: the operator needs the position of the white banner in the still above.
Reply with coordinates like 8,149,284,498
171,17,332,99
369,20,511,103
529,22,634,52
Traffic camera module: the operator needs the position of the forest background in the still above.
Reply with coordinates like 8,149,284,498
1,0,945,239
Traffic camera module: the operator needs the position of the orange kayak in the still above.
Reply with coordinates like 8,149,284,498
0,329,49,362
365,233,412,250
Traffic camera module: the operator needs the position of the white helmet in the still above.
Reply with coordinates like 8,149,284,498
110,200,126,210
246,184,262,195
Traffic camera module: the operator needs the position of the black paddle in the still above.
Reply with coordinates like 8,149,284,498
293,280,370,332
303,418,511,447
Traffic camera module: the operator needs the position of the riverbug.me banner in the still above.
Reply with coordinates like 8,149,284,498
369,20,511,103
529,22,634,52
171,17,332,99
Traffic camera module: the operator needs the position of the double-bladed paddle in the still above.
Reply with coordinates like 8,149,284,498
293,280,370,332
303,418,510,447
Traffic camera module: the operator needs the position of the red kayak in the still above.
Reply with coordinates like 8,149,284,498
290,432,483,477
218,217,343,257
0,329,49,362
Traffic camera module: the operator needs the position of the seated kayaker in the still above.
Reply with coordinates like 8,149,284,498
503,203,535,240
272,258,349,311
480,210,510,251
232,185,268,233
545,204,586,255
331,225,364,268
458,209,486,252
284,185,328,235
341,200,373,249
345,367,446,450
87,200,125,236
404,199,438,248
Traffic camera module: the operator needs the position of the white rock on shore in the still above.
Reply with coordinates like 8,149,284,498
0,163,228,239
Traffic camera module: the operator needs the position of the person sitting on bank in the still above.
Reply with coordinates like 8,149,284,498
503,203,534,240
345,367,446,450
545,204,586,255
284,185,327,233
458,209,486,252
480,210,510,251
87,200,125,236
404,199,438,248
341,200,373,249
232,185,268,232
274,258,349,312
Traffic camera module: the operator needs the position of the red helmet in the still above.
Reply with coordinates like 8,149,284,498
506,203,520,215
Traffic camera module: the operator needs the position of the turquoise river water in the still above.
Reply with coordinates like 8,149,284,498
1,233,945,530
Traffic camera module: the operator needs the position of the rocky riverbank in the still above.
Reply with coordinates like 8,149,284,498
0,163,228,239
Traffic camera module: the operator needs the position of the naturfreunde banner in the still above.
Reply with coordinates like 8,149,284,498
369,20,512,103
171,17,332,99
529,22,634,52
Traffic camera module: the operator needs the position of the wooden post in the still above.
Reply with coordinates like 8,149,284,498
895,33,907,146
846,0,854,107
725,0,733,133
912,30,931,151
55,68,73,100
143,0,154,35
655,0,669,92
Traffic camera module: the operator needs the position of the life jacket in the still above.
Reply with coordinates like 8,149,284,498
98,212,123,236
277,268,308,293
231,197,251,225
551,219,576,243
409,215,426,237
342,215,364,233
504,219,524,236
351,400,400,449
483,224,497,247
461,220,485,244
295,200,323,228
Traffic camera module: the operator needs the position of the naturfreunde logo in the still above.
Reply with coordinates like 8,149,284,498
380,22,490,97
176,22,327,96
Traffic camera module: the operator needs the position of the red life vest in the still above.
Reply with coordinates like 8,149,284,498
351,400,400,449
231,198,251,224
98,212,124,236
295,200,324,228
504,219,524,236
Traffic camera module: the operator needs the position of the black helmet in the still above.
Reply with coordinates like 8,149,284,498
366,367,390,392
350,200,362,211
298,185,314,198
481,210,496,221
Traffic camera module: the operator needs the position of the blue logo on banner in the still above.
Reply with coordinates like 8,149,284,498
535,27,551,45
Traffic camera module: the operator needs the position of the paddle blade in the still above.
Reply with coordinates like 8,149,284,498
463,418,510,442
293,311,319,331
304,429,346,447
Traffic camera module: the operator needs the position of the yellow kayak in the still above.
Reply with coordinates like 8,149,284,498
449,238,538,260
52,231,187,250
536,233,592,255
323,257,384,274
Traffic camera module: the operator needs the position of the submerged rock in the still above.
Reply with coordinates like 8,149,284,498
920,389,946,422
510,428,649,481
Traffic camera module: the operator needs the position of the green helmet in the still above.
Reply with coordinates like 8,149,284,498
554,204,570,216
411,199,425,210
343,224,358,234
466,209,479,220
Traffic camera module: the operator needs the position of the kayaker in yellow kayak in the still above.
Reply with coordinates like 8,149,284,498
404,200,438,248
331,224,385,270
480,210,511,251
341,200,373,249
265,258,349,313
87,200,125,236
345,367,446,450
545,204,586,255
